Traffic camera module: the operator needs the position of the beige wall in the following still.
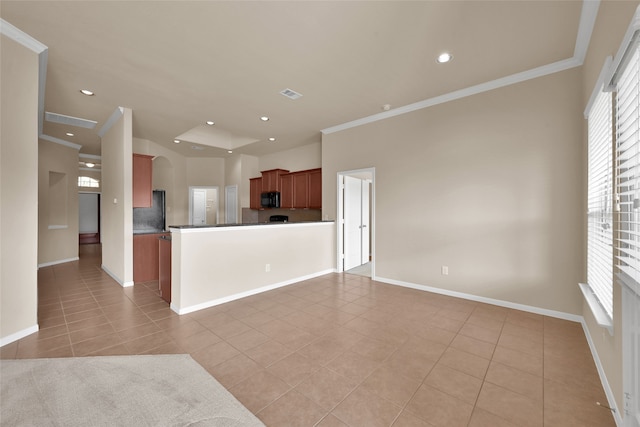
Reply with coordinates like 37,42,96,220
259,142,321,173
225,154,259,222
134,137,188,227
38,139,79,266
323,67,584,315
0,35,39,343
171,222,335,313
580,0,640,413
101,108,133,286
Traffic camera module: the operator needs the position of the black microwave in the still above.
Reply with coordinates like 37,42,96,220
261,191,280,208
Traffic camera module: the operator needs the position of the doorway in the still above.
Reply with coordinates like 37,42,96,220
225,185,238,224
337,168,374,277
78,192,100,244
189,186,219,226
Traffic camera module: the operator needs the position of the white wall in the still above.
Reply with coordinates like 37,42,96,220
38,139,79,266
0,34,40,344
259,142,321,172
323,67,584,316
171,222,335,313
101,108,133,286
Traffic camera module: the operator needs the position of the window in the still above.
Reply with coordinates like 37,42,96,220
78,176,100,188
582,15,640,334
615,37,640,296
585,88,614,320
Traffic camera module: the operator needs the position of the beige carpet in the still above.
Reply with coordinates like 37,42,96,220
0,354,264,426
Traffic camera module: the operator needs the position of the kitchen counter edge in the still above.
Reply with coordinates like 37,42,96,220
169,220,334,233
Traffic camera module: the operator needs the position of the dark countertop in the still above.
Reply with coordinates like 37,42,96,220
169,220,334,230
133,230,168,235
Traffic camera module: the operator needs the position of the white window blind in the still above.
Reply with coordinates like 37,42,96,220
616,42,640,300
587,88,614,320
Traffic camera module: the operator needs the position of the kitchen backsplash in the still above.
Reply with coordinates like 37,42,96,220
242,208,321,224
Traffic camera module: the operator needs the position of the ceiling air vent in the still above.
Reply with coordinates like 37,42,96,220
191,145,205,151
45,112,97,129
280,88,303,100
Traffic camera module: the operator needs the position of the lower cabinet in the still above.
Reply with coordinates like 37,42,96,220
133,233,167,284
158,237,171,303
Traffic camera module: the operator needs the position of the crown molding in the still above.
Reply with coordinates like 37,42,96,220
40,134,82,150
98,107,125,138
322,0,600,135
0,19,47,53
79,153,102,160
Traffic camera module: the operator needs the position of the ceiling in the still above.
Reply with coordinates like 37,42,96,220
1,1,587,160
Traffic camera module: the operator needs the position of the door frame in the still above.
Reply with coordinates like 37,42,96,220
78,191,101,244
336,167,375,276
188,186,219,226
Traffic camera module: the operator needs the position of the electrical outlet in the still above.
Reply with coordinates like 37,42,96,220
441,266,449,275
265,264,271,272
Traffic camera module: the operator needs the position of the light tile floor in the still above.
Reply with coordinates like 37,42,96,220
1,244,616,427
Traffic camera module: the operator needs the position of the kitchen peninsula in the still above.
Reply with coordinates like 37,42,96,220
167,221,335,315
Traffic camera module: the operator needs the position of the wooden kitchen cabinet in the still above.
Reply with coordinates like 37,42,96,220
289,168,322,209
158,236,171,303
133,153,153,208
292,172,309,208
308,168,322,209
133,232,167,283
261,169,289,192
280,173,294,208
250,177,262,209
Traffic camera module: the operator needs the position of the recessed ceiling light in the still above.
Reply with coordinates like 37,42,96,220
268,137,276,142
85,162,95,168
228,150,233,154
80,89,94,96
260,116,269,122
436,52,453,64
66,132,75,137
174,139,180,144
206,120,215,126
382,104,391,111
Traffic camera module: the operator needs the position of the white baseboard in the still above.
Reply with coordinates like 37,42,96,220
373,276,583,323
37,257,79,269
580,321,623,427
174,269,335,315
100,265,133,287
0,324,39,347
374,275,622,425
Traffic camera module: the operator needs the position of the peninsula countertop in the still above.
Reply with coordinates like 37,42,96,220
168,220,334,230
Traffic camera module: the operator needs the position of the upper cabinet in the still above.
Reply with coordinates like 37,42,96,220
133,153,153,208
261,169,289,192
280,174,294,209
250,167,321,210
294,168,322,209
308,168,322,209
249,177,262,210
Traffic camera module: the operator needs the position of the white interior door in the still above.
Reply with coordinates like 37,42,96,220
361,180,370,265
344,176,362,271
192,189,207,225
623,282,640,427
225,185,238,224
